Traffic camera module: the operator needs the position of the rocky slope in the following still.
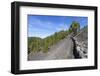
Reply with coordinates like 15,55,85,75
73,26,88,58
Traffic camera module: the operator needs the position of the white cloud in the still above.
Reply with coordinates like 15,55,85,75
55,23,69,31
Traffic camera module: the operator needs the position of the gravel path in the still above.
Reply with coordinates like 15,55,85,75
28,36,74,61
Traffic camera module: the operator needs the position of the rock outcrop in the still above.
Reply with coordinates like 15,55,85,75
73,26,88,58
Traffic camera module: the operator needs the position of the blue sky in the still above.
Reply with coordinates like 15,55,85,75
28,15,88,38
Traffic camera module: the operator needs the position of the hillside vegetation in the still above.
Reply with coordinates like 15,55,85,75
28,21,81,54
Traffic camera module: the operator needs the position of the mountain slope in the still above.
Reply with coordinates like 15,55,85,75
28,26,88,60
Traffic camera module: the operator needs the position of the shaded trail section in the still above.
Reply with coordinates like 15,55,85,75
71,37,81,58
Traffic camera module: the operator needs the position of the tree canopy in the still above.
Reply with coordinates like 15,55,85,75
69,21,80,35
